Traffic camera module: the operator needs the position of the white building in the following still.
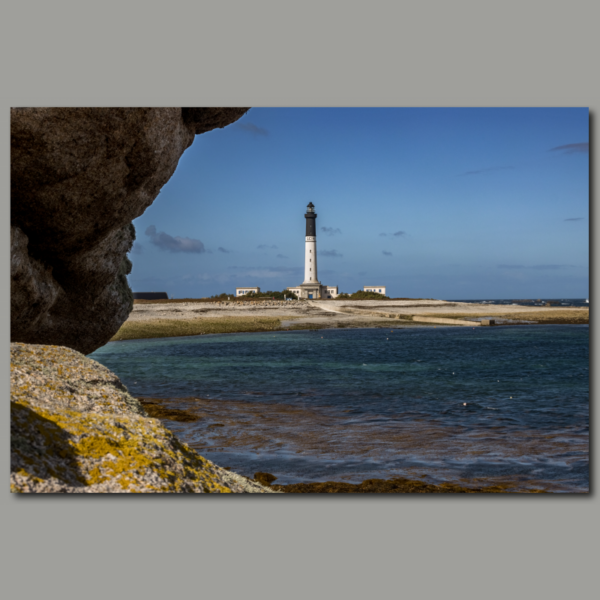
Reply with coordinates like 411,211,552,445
236,287,261,297
287,285,338,299
364,286,386,295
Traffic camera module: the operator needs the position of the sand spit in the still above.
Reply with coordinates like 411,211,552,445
127,299,325,322
113,299,588,340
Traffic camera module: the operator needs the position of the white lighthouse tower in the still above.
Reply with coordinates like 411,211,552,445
286,202,339,300
303,202,318,285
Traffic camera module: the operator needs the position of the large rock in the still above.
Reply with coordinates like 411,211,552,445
11,108,248,354
10,343,275,493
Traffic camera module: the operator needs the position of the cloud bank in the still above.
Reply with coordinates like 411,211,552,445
382,251,392,256
257,244,278,250
321,227,342,236
145,225,206,253
461,166,515,176
497,264,575,270
379,231,406,237
320,249,343,258
550,142,589,154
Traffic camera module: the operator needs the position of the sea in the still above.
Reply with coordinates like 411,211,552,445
90,309,589,493
449,298,589,307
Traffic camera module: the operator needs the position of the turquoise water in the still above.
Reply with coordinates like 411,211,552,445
90,325,589,492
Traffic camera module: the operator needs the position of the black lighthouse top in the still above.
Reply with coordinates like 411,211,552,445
305,203,317,236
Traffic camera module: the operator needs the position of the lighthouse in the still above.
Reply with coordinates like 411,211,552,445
286,203,339,300
238,202,382,300
303,202,318,284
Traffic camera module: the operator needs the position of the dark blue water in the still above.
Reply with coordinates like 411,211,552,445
450,298,589,307
90,325,589,492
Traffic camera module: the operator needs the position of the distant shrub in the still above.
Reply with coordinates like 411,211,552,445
345,290,390,300
240,290,298,300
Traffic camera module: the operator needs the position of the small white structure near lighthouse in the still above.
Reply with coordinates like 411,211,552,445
364,286,386,295
236,287,261,297
287,203,339,299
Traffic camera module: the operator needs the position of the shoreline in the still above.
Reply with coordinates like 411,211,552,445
108,321,589,345
109,322,436,343
98,301,589,494
110,300,589,342
110,299,589,342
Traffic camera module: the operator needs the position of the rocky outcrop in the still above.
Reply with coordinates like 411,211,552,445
11,108,248,355
10,343,275,493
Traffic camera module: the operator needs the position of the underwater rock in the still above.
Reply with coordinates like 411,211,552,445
11,107,248,354
254,472,278,486
10,343,275,493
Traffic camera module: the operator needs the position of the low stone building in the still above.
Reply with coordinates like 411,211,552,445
133,292,169,300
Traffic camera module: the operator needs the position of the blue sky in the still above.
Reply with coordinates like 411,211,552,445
128,108,589,299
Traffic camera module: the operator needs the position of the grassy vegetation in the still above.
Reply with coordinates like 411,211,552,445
111,316,410,340
285,320,406,331
134,298,223,304
111,307,588,342
237,290,299,300
425,309,589,325
336,290,390,300
133,296,297,305
131,296,435,305
110,317,284,341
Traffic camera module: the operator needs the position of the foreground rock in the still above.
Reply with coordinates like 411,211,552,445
10,343,275,493
11,108,248,355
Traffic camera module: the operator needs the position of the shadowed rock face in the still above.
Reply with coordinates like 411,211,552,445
11,107,248,354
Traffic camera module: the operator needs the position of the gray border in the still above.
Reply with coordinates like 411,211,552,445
2,1,597,599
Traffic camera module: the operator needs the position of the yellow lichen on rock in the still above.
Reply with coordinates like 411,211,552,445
10,343,275,493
